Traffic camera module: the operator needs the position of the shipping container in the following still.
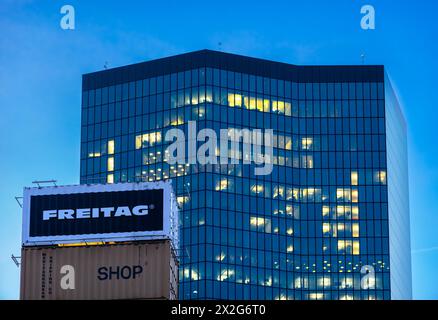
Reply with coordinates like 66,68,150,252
20,240,178,300
22,181,179,248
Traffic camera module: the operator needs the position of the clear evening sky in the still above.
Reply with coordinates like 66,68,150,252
0,0,437,299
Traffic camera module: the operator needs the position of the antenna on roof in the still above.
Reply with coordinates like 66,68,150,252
11,254,21,267
15,196,23,208
361,53,366,65
32,180,57,188
218,42,222,51
104,61,109,69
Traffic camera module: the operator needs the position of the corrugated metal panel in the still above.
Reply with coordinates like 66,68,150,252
20,241,177,300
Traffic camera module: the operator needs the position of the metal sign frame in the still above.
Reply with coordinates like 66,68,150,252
22,181,177,247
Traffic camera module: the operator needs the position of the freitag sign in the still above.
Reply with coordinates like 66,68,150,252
22,181,178,246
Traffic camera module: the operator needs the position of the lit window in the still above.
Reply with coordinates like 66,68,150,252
322,206,330,218
308,293,324,300
215,178,228,191
286,228,293,235
353,241,360,255
191,269,199,281
177,196,189,207
250,216,265,228
339,277,354,289
272,100,285,114
285,137,292,150
249,97,256,110
88,152,101,158
352,223,360,237
107,174,114,184
218,269,234,281
322,223,331,236
107,157,114,172
301,137,313,150
336,205,345,218
338,240,353,254
336,188,344,201
351,171,358,186
352,189,359,203
378,170,387,184
215,252,226,262
191,91,199,105
352,206,359,220
273,185,285,199
135,135,142,149
285,102,291,116
108,140,115,155
286,245,294,253
263,99,270,112
256,98,264,112
301,155,314,168
250,183,264,195
235,94,242,107
317,276,331,288
228,93,235,107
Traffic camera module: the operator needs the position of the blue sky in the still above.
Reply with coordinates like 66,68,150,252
0,0,437,299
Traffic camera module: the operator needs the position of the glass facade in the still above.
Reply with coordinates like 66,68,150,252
80,50,411,300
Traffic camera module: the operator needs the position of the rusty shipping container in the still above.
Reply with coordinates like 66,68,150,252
20,240,178,300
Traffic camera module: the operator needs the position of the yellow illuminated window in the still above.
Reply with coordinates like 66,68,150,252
191,92,199,105
135,135,142,149
322,206,330,218
352,206,359,220
351,171,358,186
337,205,345,218
250,184,264,195
352,223,360,237
285,102,291,116
285,136,292,150
215,178,228,191
273,185,285,199
378,170,387,184
302,137,313,150
263,99,270,112
352,189,359,203
302,155,314,168
338,240,353,253
228,93,235,107
88,152,101,158
177,196,189,207
318,276,331,288
107,174,114,184
249,97,256,110
286,228,293,235
308,293,324,300
107,140,114,155
256,98,263,112
322,223,331,236
353,241,360,255
235,94,242,107
286,245,294,253
107,157,114,172
337,188,344,201
286,204,293,216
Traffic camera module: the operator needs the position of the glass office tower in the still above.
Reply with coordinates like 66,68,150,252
80,50,412,300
